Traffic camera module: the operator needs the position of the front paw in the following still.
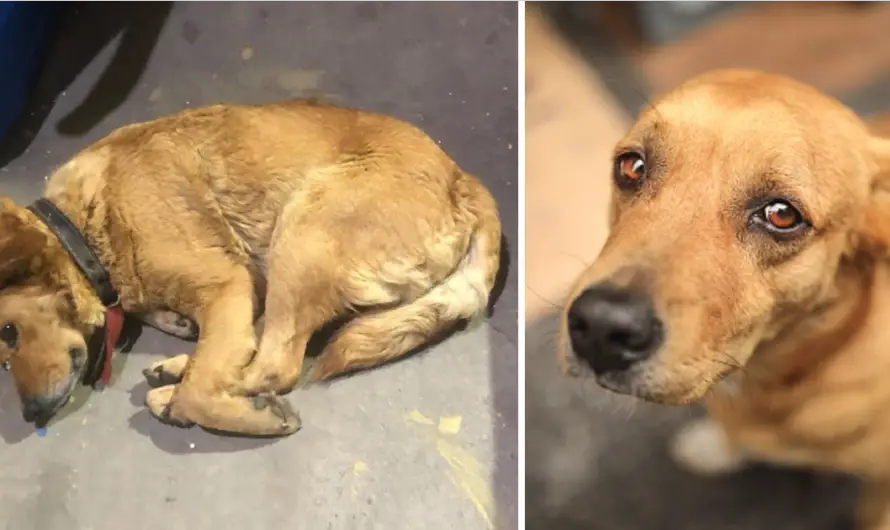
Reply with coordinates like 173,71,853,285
145,385,195,429
669,418,748,476
143,354,189,388
251,393,302,433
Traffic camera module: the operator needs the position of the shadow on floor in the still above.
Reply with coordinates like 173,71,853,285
0,1,172,168
525,312,859,530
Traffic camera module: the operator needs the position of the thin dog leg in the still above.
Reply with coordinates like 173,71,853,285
145,267,299,437
857,480,890,530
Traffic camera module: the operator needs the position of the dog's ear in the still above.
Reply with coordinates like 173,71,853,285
0,200,49,286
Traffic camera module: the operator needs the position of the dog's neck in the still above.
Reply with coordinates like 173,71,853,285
743,257,875,389
24,208,107,333
38,155,114,331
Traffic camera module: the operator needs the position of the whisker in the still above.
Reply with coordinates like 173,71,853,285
526,285,564,311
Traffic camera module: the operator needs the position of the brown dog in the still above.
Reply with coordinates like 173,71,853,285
559,69,890,529
0,100,501,437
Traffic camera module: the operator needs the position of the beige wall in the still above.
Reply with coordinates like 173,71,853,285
525,9,630,319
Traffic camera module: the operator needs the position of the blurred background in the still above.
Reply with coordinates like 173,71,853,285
525,2,890,529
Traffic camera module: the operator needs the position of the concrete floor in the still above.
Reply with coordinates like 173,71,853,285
0,3,518,529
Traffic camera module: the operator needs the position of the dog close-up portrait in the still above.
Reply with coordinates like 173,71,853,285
560,68,890,527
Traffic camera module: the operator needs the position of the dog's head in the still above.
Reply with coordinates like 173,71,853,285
560,69,890,404
0,198,103,424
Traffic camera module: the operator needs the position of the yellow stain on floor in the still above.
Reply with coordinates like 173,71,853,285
437,438,494,529
438,415,462,435
406,409,492,529
406,408,436,426
351,460,369,499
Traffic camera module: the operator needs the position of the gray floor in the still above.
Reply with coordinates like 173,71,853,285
0,3,518,529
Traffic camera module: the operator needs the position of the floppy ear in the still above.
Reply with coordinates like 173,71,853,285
0,202,49,286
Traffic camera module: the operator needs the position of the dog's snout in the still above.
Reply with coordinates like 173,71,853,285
567,283,663,374
21,395,62,424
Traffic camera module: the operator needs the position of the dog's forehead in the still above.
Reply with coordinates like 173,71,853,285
641,92,802,145
628,99,811,190
617,93,868,229
0,289,55,315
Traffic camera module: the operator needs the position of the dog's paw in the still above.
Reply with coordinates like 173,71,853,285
252,393,302,433
145,385,195,429
143,310,199,341
143,354,189,388
669,418,748,476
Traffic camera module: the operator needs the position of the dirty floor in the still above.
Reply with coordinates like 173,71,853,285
0,3,518,530
525,6,870,530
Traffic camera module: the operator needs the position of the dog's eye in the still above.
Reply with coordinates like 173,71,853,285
757,200,806,233
0,322,18,350
614,153,646,188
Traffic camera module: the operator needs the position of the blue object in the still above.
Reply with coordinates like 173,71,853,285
0,2,64,142
36,426,47,437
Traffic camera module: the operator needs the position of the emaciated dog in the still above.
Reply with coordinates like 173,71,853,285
559,69,890,529
0,100,501,438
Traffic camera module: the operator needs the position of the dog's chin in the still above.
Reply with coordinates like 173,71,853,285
594,368,725,405
28,372,80,425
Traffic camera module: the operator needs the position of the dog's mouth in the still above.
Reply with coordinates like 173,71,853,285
596,358,742,404
19,349,89,426
22,373,78,426
560,328,745,404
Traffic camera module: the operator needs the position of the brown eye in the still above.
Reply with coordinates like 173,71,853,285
614,153,646,187
762,200,804,231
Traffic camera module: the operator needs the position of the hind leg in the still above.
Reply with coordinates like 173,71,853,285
239,225,404,395
145,264,299,436
240,185,456,395
309,269,487,382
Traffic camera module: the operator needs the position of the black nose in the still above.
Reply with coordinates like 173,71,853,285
567,283,664,375
21,395,61,423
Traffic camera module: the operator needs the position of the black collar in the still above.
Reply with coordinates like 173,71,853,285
27,198,121,386
27,199,119,307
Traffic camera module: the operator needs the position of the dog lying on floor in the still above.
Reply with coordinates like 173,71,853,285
559,69,890,529
0,99,501,437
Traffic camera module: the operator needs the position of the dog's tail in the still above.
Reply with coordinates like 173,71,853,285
309,170,502,381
